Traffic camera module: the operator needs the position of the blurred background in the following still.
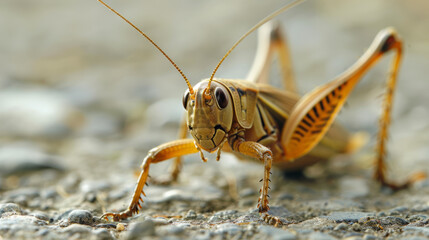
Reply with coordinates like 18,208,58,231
0,0,428,195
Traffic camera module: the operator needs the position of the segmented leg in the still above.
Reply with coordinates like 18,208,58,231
281,28,424,188
102,139,198,221
230,137,282,226
373,46,426,189
247,21,297,94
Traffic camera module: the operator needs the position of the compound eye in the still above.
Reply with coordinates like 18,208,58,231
215,87,228,109
182,89,190,109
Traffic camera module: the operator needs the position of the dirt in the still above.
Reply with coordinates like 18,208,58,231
0,0,429,239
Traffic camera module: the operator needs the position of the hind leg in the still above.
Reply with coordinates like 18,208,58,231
280,28,424,189
247,21,297,93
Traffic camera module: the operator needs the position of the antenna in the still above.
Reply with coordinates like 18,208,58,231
204,0,304,99
97,0,195,96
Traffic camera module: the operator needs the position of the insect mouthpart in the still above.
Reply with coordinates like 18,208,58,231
190,124,227,152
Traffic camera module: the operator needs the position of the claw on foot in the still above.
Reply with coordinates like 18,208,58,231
101,212,115,222
261,212,283,227
101,211,133,222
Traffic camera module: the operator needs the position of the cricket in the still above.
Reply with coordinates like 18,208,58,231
97,0,424,226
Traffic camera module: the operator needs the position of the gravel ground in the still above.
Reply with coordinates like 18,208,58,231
1,0,429,239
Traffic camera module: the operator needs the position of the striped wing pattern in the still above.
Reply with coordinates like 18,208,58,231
283,80,353,160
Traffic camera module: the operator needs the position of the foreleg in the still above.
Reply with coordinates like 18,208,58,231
102,139,198,221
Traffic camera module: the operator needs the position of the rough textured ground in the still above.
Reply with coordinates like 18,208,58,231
1,0,429,239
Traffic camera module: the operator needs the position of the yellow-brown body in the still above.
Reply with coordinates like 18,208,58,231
97,0,424,226
189,79,352,172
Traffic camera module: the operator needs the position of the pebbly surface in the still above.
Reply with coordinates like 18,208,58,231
1,0,429,239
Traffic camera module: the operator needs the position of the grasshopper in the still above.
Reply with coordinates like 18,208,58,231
98,0,424,225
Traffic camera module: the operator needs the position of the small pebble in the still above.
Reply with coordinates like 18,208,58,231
334,222,349,231
29,212,50,222
208,215,221,223
116,223,125,231
185,210,197,220
54,209,73,223
247,222,258,232
0,203,22,217
352,223,361,231
68,209,93,225
168,218,175,224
